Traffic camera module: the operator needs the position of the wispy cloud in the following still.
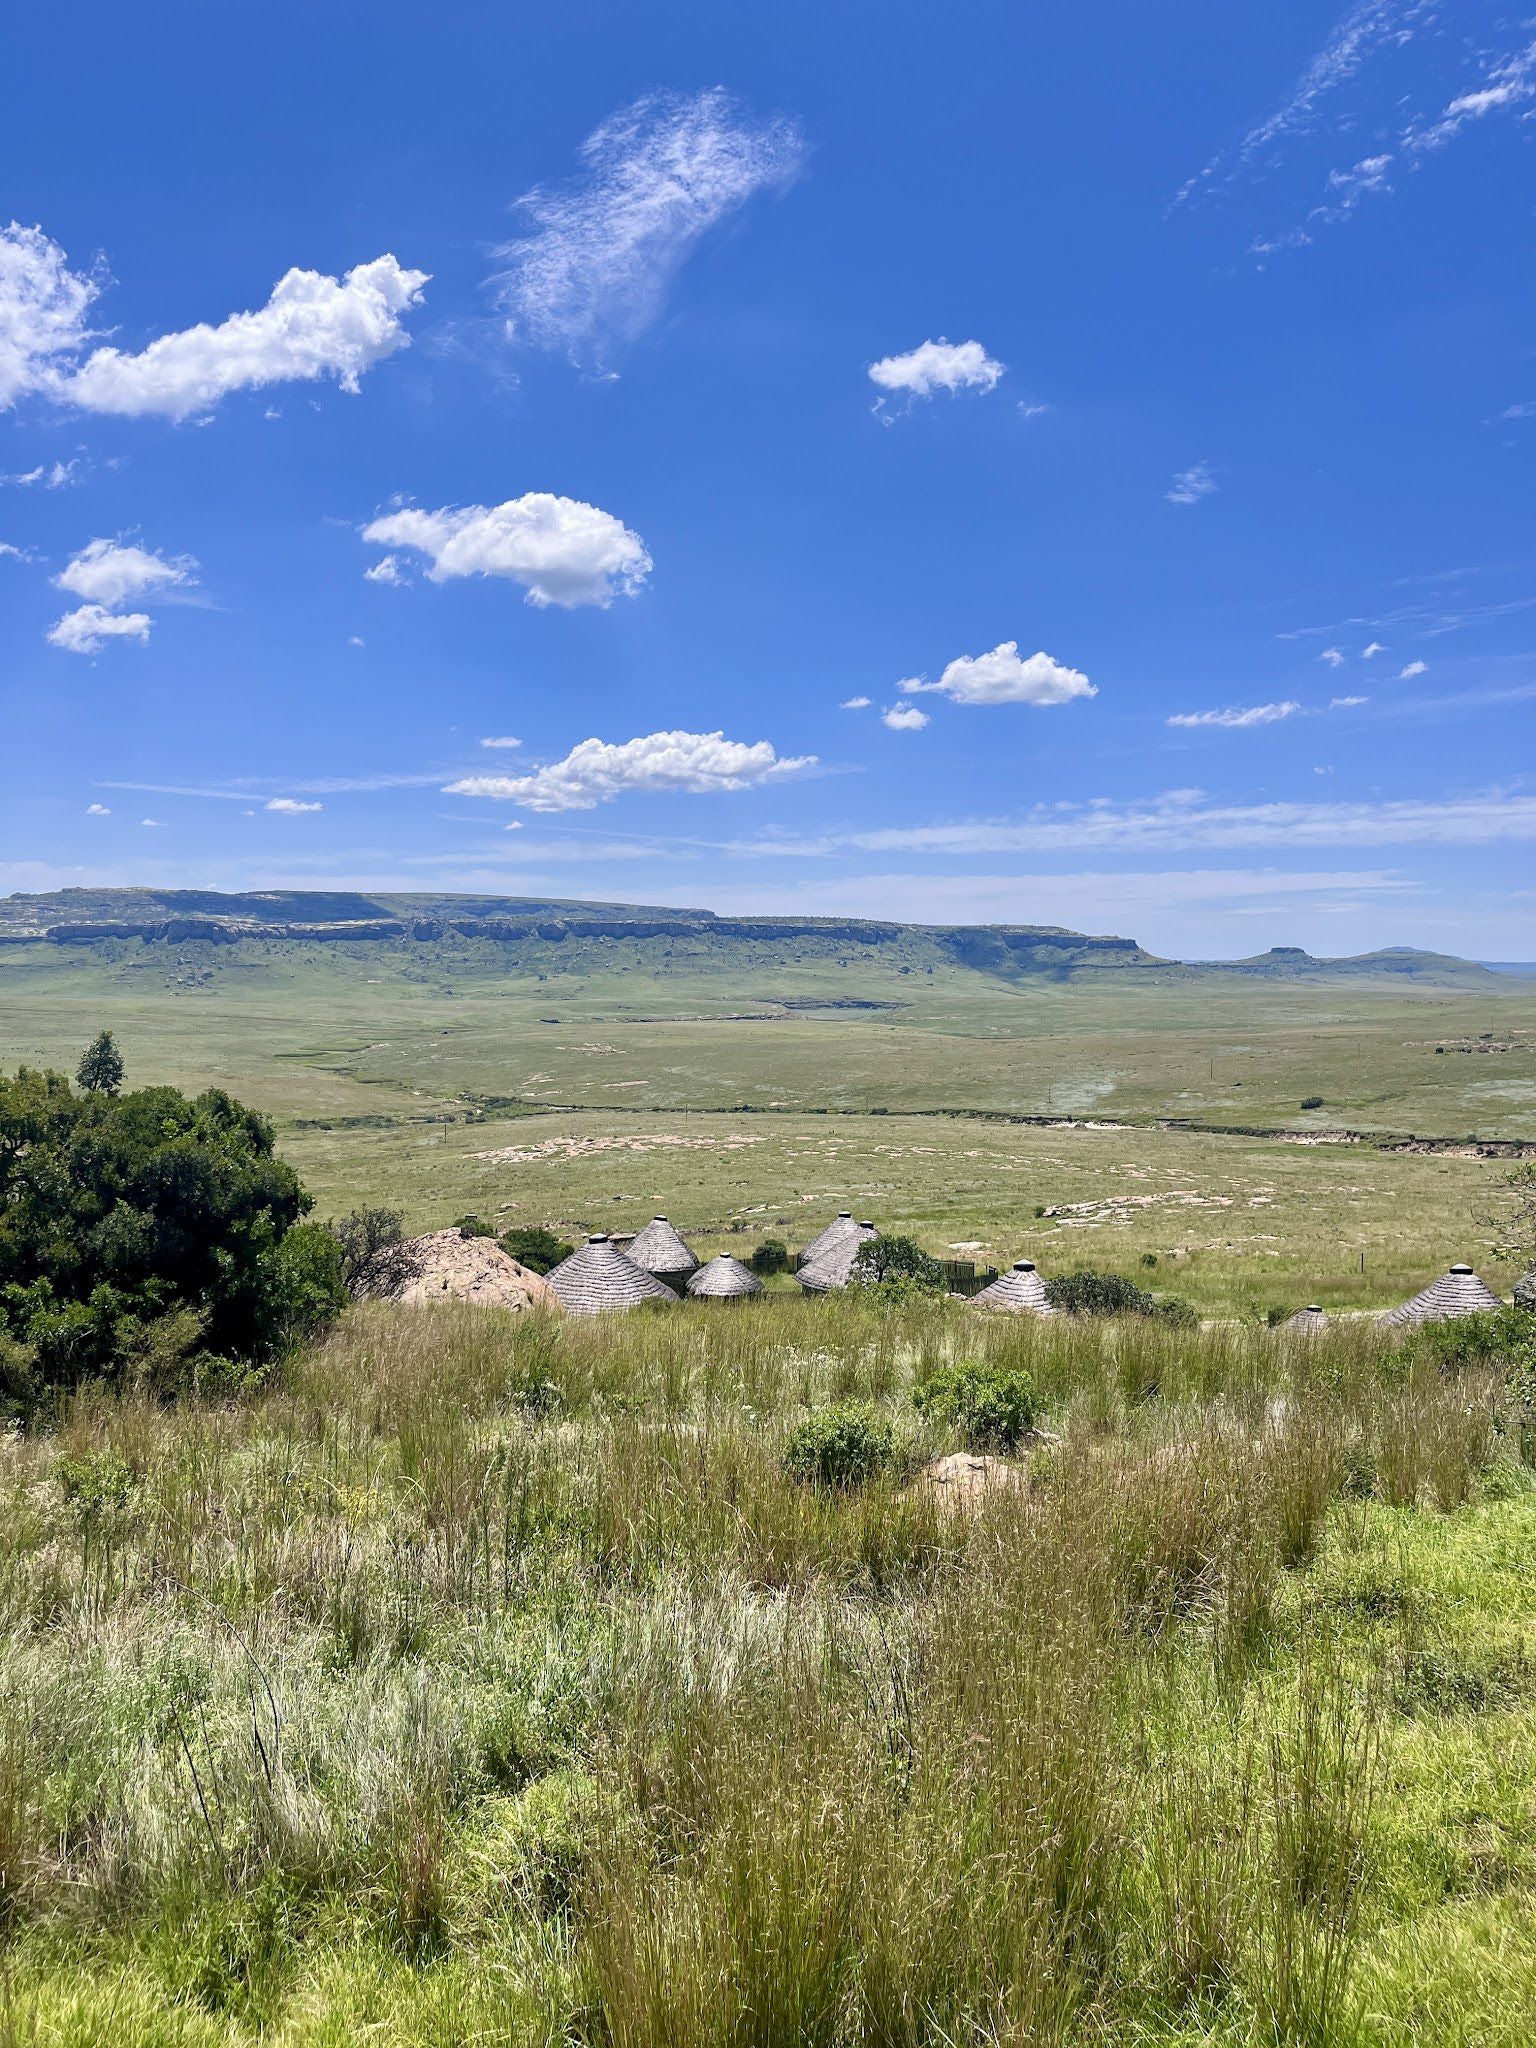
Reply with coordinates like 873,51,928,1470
1166,462,1218,506
1167,700,1300,730
487,89,803,364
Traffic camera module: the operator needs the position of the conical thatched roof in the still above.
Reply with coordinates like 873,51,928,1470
1381,1263,1503,1330
627,1215,699,1279
547,1234,675,1316
797,1220,878,1293
1283,1305,1329,1335
800,1211,859,1266
972,1259,1057,1316
687,1254,763,1300
362,1228,560,1314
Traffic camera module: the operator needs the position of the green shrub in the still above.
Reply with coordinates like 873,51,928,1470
1301,1095,1325,1111
1045,1268,1155,1317
749,1237,790,1277
783,1405,894,1488
500,1226,574,1276
454,1214,496,1238
1423,1306,1535,1376
912,1360,1040,1450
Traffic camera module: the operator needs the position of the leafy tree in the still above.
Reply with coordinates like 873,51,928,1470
749,1237,790,1277
1487,1162,1536,1290
75,1031,124,1097
852,1233,946,1294
500,1226,574,1276
454,1214,496,1239
330,1207,409,1292
0,1060,330,1403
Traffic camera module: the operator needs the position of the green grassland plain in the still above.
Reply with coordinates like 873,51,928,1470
1,932,1532,1312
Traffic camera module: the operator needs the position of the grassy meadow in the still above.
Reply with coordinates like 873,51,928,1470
5,1295,1536,2044
0,935,1532,1315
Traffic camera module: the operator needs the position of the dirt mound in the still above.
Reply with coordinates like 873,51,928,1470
363,1229,561,1313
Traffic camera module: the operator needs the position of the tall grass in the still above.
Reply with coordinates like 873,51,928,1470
0,1295,1526,2043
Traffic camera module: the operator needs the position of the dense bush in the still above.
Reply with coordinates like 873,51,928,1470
1422,1306,1536,1376
912,1359,1041,1450
749,1237,790,1276
330,1207,408,1291
1045,1267,1195,1325
0,1047,334,1405
500,1226,575,1276
783,1404,894,1488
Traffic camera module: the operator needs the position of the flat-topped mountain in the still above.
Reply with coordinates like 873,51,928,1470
0,889,1505,985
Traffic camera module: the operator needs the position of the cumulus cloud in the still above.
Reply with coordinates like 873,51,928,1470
86,802,109,815
363,554,407,586
867,338,1005,402
61,255,427,420
488,89,803,362
1399,659,1427,678
840,695,871,711
1166,462,1218,505
898,642,1096,708
881,704,929,731
46,604,152,654
362,493,651,609
443,728,815,811
0,222,99,410
478,735,523,749
54,537,195,606
265,798,322,814
1167,700,1301,729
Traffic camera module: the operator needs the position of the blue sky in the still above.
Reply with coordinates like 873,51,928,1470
2,0,1533,958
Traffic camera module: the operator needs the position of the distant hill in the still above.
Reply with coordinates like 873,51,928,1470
0,889,1505,986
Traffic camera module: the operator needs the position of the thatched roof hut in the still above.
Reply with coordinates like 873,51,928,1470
546,1234,675,1316
687,1254,763,1300
800,1211,860,1266
1282,1305,1329,1335
361,1228,560,1314
797,1220,878,1293
972,1259,1057,1316
1381,1263,1503,1330
627,1215,699,1288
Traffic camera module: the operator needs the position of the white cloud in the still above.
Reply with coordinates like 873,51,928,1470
1408,36,1536,150
0,222,99,410
828,789,1536,855
363,554,407,586
54,537,195,606
867,338,1004,402
881,704,929,731
1329,695,1369,708
347,635,365,648
1166,462,1218,506
488,89,803,362
60,254,427,420
479,735,523,749
443,728,815,812
899,642,1096,708
0,541,26,560
362,493,651,609
1312,153,1394,224
1167,700,1301,730
1320,646,1346,666
840,695,871,711
1362,640,1385,658
1399,659,1427,678
2,457,81,487
140,818,161,828
1018,401,1050,419
266,798,322,814
86,802,109,815
46,604,152,654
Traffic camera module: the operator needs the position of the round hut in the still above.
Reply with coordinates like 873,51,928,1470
359,1228,560,1314
686,1254,764,1301
1282,1305,1329,1335
1381,1263,1503,1330
800,1212,859,1267
972,1259,1057,1316
547,1234,676,1316
797,1220,878,1293
626,1215,700,1294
